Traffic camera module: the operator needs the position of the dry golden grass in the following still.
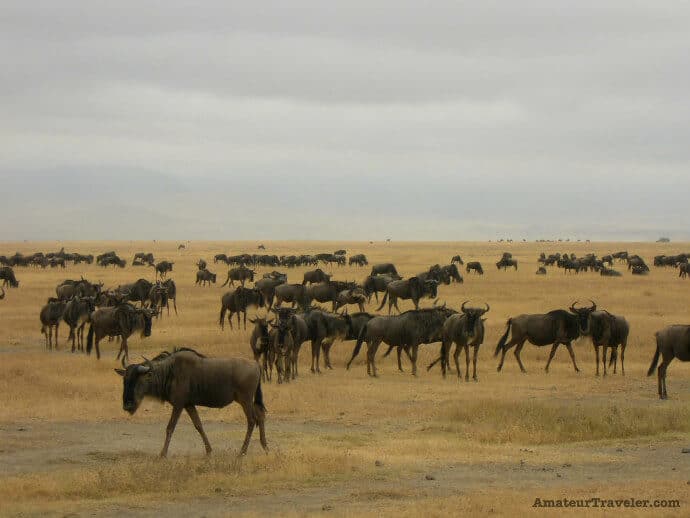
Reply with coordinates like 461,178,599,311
0,240,688,516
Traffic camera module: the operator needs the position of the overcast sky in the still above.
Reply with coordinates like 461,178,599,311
2,2,689,241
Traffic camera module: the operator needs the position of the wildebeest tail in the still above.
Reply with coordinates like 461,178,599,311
254,379,266,413
646,337,660,377
86,323,94,354
494,318,512,357
376,291,388,312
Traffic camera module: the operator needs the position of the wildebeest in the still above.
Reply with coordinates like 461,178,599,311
348,254,368,266
159,279,178,315
249,317,274,381
450,255,464,265
254,276,287,310
427,302,490,380
147,281,169,317
87,303,154,365
56,278,102,300
647,325,690,399
221,266,255,287
376,277,438,314
346,307,454,377
465,262,484,275
306,281,356,312
196,258,207,270
612,251,628,262
154,260,174,279
440,264,463,283
0,266,19,288
680,263,690,279
370,263,399,276
219,287,265,330
115,348,268,456
62,296,97,352
600,267,622,277
99,255,126,268
214,253,228,264
362,273,401,303
0,287,4,300
536,266,547,275
196,268,217,286
496,257,518,270
301,309,353,374
133,252,155,266
494,301,597,373
626,255,648,272
585,310,629,376
115,278,154,307
302,268,331,285
335,287,367,312
274,283,310,309
40,298,67,349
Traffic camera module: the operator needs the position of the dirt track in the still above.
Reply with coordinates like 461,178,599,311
2,420,688,517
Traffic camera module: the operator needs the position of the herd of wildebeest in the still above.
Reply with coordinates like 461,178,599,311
2,246,689,456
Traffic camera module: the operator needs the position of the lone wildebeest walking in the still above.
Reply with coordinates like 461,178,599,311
494,301,597,373
40,298,67,349
647,325,690,399
116,348,268,456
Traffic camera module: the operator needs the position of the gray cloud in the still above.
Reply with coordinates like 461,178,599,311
1,2,689,241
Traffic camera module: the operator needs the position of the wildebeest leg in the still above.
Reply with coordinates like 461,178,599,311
120,337,129,367
227,311,234,330
464,344,471,382
602,344,608,376
409,345,419,376
310,340,321,374
620,343,626,376
453,343,462,379
238,397,256,455
564,341,580,372
243,311,248,331
236,311,241,329
160,406,183,457
658,354,672,399
594,344,601,376
512,340,528,373
54,324,59,350
322,341,334,369
358,302,365,312
544,343,561,372
396,347,404,372
367,339,381,377
472,344,479,381
186,406,212,454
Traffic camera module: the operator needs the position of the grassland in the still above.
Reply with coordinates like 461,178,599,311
0,240,688,517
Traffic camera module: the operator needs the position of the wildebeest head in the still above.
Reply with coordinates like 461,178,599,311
115,361,152,414
460,301,490,338
569,300,596,334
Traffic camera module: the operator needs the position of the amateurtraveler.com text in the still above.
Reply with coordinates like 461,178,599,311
533,497,681,509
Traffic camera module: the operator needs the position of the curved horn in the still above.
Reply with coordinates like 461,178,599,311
588,299,597,311
461,300,469,312
432,298,439,306
569,300,579,311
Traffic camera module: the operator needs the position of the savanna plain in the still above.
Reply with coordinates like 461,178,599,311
0,240,688,517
